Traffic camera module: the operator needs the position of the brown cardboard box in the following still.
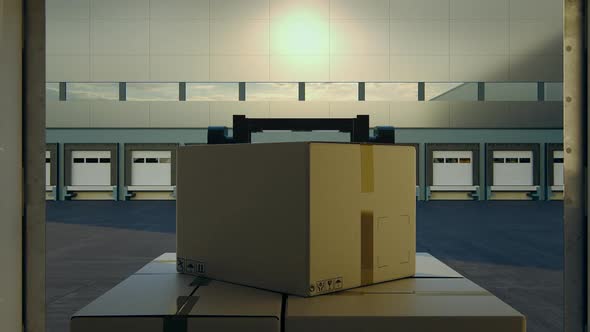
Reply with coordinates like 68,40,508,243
286,278,526,332
176,142,416,297
71,275,282,332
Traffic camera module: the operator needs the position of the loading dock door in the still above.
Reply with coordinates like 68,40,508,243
553,150,564,186
45,151,51,186
131,151,172,186
492,151,534,186
71,151,111,186
432,151,473,186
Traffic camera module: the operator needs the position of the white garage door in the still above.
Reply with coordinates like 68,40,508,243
553,150,564,186
432,151,473,186
71,151,111,186
131,151,172,186
492,151,533,186
45,151,51,186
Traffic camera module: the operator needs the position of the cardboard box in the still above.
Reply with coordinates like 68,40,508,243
71,275,281,332
286,285,525,332
177,142,416,296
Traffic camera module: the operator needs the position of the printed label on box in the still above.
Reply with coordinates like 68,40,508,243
310,277,343,295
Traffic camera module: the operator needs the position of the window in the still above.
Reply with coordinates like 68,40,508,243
459,158,471,164
494,158,505,163
86,158,99,163
159,158,172,164
133,158,145,163
146,158,159,163
126,83,179,101
100,158,111,163
506,158,519,163
554,158,564,163
46,83,60,101
246,83,298,101
73,158,84,163
186,83,238,101
46,158,51,163
485,83,538,101
67,83,119,101
426,83,478,101
545,82,563,101
433,158,445,163
306,83,357,101
519,158,531,163
365,83,417,101
445,158,458,163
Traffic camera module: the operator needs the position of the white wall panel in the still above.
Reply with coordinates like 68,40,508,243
450,56,509,81
269,101,330,118
389,102,450,127
432,150,473,186
270,56,329,81
212,0,270,19
150,20,210,55
450,0,508,20
150,102,210,128
270,18,330,55
90,102,150,127
90,0,149,19
510,0,562,20
150,56,209,81
91,56,149,81
47,0,90,19
450,21,508,55
330,102,389,127
46,101,91,128
91,19,149,55
211,56,270,81
509,55,563,81
390,20,449,55
150,0,210,19
47,55,91,81
270,0,330,19
210,101,270,126
390,0,449,20
509,20,562,56
46,20,90,55
390,56,450,81
331,20,389,55
331,55,389,81
330,0,389,19
211,20,270,55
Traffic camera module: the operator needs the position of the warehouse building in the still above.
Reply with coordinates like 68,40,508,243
44,0,564,201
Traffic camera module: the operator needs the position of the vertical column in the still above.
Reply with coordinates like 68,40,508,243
564,0,587,331
358,82,365,101
0,0,24,331
239,82,246,101
417,82,425,101
119,82,127,101
477,82,485,101
24,0,47,329
298,82,305,101
537,82,546,101
59,82,66,101
179,82,187,101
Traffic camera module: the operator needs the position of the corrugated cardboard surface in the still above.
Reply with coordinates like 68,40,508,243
177,143,310,296
177,142,416,297
72,254,524,332
286,293,525,332
71,275,282,332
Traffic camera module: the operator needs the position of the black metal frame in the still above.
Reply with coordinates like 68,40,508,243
208,115,394,144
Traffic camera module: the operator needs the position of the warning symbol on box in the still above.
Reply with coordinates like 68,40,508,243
176,258,185,272
335,277,343,289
